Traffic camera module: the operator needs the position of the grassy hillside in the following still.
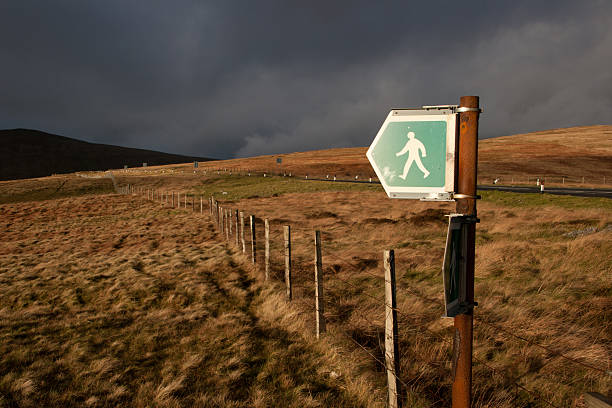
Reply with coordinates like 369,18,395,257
478,125,612,181
0,174,115,204
176,125,612,186
0,129,212,181
0,193,378,407
1,126,611,406
1,168,610,407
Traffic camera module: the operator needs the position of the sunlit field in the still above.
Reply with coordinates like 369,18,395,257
1,168,609,407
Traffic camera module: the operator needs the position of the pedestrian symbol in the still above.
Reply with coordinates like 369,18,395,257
396,130,430,179
366,108,457,200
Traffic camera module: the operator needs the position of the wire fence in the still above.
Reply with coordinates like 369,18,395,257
121,165,612,188
121,184,611,408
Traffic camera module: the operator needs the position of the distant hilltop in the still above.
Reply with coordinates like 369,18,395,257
0,129,212,181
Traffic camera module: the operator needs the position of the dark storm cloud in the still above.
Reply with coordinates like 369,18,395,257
1,1,611,158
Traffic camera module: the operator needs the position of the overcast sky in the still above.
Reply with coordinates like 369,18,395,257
1,1,611,159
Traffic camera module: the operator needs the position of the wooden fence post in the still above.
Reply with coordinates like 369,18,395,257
229,210,233,235
384,250,400,408
222,208,225,235
184,193,187,208
284,226,292,300
235,209,239,246
223,208,226,237
264,219,270,280
200,196,203,214
250,215,256,264
218,206,222,231
225,209,230,241
314,230,326,338
240,212,246,253
583,392,612,408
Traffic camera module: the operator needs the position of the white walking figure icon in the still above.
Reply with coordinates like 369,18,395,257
396,130,430,179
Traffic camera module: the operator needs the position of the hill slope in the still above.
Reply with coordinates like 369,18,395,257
0,129,212,181
478,125,612,179
194,125,612,184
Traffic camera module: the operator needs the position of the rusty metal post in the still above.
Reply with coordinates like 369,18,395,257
452,96,479,408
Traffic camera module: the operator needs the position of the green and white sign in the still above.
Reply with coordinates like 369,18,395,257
366,108,457,200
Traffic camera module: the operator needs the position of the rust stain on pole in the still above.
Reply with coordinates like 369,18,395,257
452,96,479,408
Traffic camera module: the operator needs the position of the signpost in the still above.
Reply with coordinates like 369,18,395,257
366,107,457,200
367,98,480,408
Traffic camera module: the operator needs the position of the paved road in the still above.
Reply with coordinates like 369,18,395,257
478,185,612,199
299,177,612,198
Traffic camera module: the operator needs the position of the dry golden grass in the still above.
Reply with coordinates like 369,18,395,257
0,193,381,407
1,126,611,406
478,125,612,180
213,183,611,407
0,174,114,204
